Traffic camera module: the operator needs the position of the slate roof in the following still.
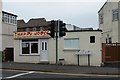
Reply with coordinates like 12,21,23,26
17,18,48,28
17,19,26,28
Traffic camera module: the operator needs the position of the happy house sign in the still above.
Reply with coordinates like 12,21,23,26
14,31,49,39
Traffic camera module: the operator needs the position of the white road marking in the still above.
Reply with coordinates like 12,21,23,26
4,71,35,79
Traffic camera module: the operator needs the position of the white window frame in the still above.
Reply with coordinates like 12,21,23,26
64,38,80,50
9,15,12,23
41,41,48,51
2,13,17,25
3,13,9,23
20,40,40,55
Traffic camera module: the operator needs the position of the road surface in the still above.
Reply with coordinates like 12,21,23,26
2,69,119,80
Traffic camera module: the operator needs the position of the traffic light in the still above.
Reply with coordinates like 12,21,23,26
59,21,66,37
48,20,55,38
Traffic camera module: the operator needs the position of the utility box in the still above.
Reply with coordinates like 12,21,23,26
59,59,65,65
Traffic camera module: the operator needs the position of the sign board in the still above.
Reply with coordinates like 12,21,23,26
14,31,50,39
75,50,92,55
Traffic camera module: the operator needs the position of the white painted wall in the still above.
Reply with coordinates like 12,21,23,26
2,22,17,50
14,31,102,66
99,2,119,43
50,31,102,66
118,2,120,42
49,31,102,66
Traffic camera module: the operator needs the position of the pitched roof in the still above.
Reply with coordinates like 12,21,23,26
17,18,48,28
17,19,26,28
27,18,47,27
98,0,120,13
98,1,107,13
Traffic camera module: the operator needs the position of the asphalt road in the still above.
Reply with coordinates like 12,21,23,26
2,69,119,80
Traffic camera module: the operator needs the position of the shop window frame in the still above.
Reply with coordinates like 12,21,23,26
20,40,40,55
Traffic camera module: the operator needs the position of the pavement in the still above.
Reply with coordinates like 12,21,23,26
2,61,120,75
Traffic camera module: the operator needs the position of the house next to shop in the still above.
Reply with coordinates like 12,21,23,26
98,0,120,43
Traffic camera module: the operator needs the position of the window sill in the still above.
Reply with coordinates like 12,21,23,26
63,48,80,51
20,54,40,56
3,21,17,25
90,42,95,43
112,20,118,22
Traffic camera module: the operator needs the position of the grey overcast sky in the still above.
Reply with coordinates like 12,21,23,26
3,0,107,28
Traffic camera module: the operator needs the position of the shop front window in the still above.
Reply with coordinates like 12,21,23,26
22,43,30,54
31,43,38,53
21,40,39,55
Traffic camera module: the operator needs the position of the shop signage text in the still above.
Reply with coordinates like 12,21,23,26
14,31,49,38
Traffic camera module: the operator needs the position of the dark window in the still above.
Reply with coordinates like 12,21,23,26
42,42,44,50
22,43,30,54
45,42,47,50
108,37,112,43
90,36,95,43
22,40,38,54
31,43,38,53
106,38,108,43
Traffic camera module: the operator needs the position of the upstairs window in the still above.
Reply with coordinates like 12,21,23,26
99,14,103,24
112,9,119,21
90,36,95,43
2,13,8,23
2,13,17,25
26,28,30,31
33,27,37,31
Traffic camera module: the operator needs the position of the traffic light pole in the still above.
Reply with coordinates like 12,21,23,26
56,23,58,65
55,20,59,65
49,20,65,66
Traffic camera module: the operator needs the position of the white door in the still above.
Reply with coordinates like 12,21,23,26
40,40,48,61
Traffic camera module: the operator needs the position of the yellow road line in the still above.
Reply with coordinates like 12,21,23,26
2,69,119,78
34,71,119,77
